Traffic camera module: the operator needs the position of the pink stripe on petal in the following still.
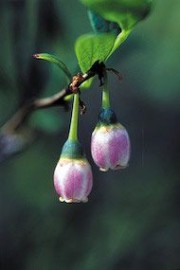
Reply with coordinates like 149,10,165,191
85,168,93,195
62,165,81,200
108,130,125,167
91,132,108,169
117,132,130,166
74,168,86,200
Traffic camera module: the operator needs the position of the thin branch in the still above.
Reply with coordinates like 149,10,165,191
1,89,68,134
1,103,34,134
1,61,103,134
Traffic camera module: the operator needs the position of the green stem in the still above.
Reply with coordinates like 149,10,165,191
102,71,111,109
68,93,79,141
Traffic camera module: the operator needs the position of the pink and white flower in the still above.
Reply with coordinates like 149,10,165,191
91,119,130,171
54,156,93,203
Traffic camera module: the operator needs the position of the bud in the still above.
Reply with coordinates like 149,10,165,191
54,140,93,203
91,108,130,171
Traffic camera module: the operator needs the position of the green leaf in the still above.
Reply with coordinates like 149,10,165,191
81,0,152,31
81,0,152,54
88,9,121,35
75,33,116,73
33,53,72,81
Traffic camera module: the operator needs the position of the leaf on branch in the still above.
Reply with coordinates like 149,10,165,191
79,0,153,56
81,0,152,30
75,33,116,73
33,53,72,82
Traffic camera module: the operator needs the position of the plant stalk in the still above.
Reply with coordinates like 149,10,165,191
68,93,79,141
102,71,110,109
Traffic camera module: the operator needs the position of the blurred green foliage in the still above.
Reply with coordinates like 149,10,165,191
0,1,180,270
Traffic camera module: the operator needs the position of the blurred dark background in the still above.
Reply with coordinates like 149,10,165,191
0,0,180,269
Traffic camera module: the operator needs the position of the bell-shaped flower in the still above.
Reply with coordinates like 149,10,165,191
54,140,93,203
91,108,130,171
54,92,93,203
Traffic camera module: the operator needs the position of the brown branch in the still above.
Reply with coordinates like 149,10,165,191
1,61,102,134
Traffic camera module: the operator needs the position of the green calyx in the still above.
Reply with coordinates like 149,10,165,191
61,140,85,160
97,108,118,126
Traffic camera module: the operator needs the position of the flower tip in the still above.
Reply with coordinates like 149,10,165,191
59,197,70,203
59,196,88,203
99,167,109,172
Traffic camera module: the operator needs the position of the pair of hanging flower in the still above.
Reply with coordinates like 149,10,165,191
54,69,131,203
34,0,153,203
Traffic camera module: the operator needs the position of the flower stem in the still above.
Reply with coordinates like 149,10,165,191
68,93,79,141
102,71,110,109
